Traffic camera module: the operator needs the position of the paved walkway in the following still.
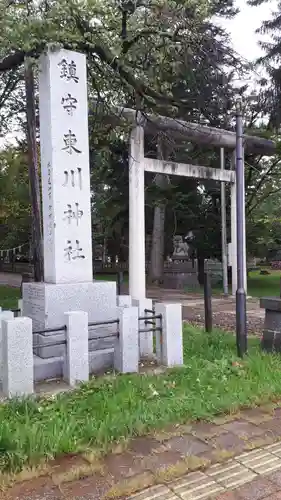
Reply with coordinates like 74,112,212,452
130,445,281,499
3,405,281,499
0,272,22,288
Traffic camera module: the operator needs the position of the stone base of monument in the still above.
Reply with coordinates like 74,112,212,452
23,281,117,361
163,258,200,290
260,297,281,352
33,349,114,382
163,272,200,290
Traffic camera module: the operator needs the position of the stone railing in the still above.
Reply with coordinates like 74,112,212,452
0,297,183,398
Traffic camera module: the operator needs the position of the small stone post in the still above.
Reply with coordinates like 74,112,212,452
260,297,281,352
133,298,154,358
117,295,132,307
0,310,14,381
64,311,89,387
114,306,139,373
154,303,184,367
2,317,34,397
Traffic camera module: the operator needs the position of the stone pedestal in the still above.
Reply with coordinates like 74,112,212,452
260,297,281,352
163,257,199,290
23,281,117,358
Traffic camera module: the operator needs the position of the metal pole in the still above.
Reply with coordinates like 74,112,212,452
204,272,213,333
235,101,247,357
220,148,228,296
117,271,123,295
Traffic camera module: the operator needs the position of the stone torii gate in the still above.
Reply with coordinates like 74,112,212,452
98,106,276,301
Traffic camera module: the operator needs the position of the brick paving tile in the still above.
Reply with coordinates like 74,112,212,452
262,494,281,500
129,437,163,456
190,423,227,440
137,450,183,471
266,469,281,487
105,451,149,479
60,474,113,500
236,448,281,475
48,453,88,475
214,493,240,500
170,470,224,499
222,421,265,439
241,409,274,425
266,442,281,456
231,477,278,500
208,432,246,453
4,476,63,500
259,418,281,438
273,408,281,418
166,435,212,456
206,461,256,489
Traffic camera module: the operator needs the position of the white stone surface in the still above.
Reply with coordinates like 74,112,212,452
18,299,23,316
64,311,89,386
129,126,146,301
39,47,92,284
144,158,235,183
0,310,14,381
117,295,132,307
132,298,154,358
114,306,139,373
23,281,117,331
154,303,183,367
2,317,34,397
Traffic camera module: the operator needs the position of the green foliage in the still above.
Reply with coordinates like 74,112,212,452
0,0,278,262
0,145,31,249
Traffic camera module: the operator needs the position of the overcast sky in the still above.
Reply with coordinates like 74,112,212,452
220,0,276,62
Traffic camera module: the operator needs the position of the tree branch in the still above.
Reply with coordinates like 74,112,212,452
0,45,44,72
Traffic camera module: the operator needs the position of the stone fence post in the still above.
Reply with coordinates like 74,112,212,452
0,310,14,382
2,317,34,398
114,306,139,373
154,303,184,367
260,298,281,352
64,311,89,387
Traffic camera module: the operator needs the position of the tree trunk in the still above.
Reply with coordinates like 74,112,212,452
25,58,43,282
198,254,205,286
149,179,166,284
148,140,169,285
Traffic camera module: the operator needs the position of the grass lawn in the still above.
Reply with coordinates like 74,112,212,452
212,269,281,298
247,270,281,298
0,286,21,310
1,326,281,474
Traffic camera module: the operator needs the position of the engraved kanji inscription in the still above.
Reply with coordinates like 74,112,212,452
64,240,85,261
58,59,79,83
61,93,77,115
63,203,83,225
63,168,82,189
62,130,81,155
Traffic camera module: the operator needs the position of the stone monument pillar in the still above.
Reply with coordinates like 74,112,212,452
23,47,116,332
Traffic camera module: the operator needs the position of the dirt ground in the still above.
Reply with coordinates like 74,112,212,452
145,288,264,335
181,297,264,335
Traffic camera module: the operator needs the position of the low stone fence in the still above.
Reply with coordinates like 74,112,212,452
0,261,33,274
0,298,183,399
